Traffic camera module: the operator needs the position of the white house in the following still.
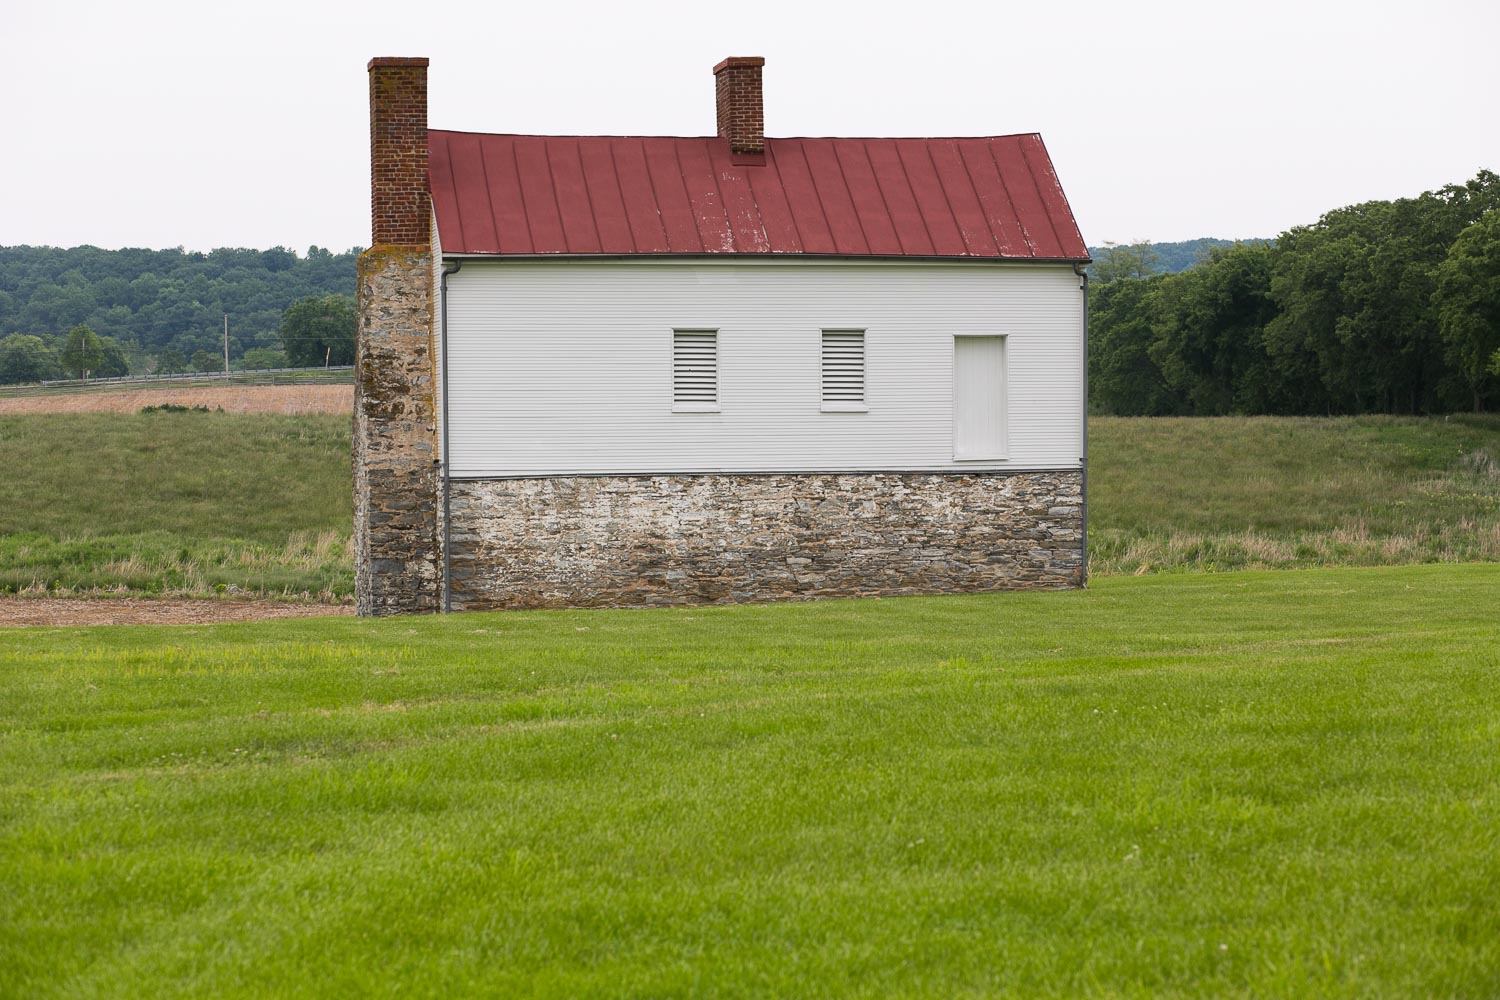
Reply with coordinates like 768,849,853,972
355,56,1090,615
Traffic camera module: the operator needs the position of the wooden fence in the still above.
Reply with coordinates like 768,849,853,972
0,367,355,399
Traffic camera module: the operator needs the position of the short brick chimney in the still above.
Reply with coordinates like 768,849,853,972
368,57,431,246
714,57,765,157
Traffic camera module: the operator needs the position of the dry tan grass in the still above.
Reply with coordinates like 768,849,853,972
0,385,352,415
0,597,353,626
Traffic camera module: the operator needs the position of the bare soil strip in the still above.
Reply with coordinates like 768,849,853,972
0,385,352,415
0,598,355,627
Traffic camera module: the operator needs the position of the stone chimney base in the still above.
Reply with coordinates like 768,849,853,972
354,246,441,616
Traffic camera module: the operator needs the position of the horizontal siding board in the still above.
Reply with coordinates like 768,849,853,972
446,260,1082,476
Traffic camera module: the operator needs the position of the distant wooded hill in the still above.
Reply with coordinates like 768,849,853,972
1086,238,1253,279
0,245,358,375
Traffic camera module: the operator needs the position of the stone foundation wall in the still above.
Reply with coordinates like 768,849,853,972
354,246,441,616
448,471,1084,610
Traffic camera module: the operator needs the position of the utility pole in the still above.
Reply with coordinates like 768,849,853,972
223,314,230,374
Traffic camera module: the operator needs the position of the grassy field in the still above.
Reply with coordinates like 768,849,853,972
0,412,351,600
1091,414,1500,574
3,564,1497,996
1,411,1497,599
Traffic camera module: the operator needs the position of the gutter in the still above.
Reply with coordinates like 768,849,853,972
440,257,462,612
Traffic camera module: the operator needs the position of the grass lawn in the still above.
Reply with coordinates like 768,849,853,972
0,412,351,600
3,564,1497,997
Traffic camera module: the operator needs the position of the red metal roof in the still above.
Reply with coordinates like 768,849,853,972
428,131,1088,260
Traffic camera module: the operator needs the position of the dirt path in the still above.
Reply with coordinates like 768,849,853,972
0,598,355,627
0,384,352,415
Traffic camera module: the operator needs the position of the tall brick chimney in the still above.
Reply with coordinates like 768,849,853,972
355,57,441,616
714,57,765,157
368,57,431,246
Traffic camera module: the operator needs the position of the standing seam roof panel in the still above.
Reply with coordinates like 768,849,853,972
428,133,465,251
928,140,1001,258
896,142,968,256
831,140,904,256
991,137,1059,257
676,139,737,253
1021,134,1087,258
576,137,635,254
428,130,1088,259
608,139,671,253
548,139,603,254
473,134,530,255
863,139,937,256
643,139,705,253
800,140,871,256
957,140,1028,257
706,143,772,254
511,138,567,252
771,142,838,255
743,148,804,253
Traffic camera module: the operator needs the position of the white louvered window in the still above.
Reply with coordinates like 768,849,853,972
672,330,719,411
821,330,867,412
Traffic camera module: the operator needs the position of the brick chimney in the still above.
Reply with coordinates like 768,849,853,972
714,57,765,157
368,57,430,246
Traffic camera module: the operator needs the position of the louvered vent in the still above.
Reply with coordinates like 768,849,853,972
672,330,718,408
821,330,866,407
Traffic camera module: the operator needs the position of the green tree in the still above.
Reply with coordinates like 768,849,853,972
190,349,221,373
0,334,59,384
1435,210,1500,411
1088,275,1174,415
1149,243,1289,414
1092,240,1160,283
239,347,288,370
279,294,356,367
59,324,104,379
155,348,189,375
1266,171,1500,413
96,336,131,378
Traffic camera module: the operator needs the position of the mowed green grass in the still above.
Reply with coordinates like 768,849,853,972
0,413,351,599
3,565,1498,997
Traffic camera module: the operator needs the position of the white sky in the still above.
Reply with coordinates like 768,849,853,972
5,0,1497,253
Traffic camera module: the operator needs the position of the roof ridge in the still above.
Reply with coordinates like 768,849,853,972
428,128,1047,143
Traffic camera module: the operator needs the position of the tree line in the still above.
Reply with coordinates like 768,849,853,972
1089,170,1500,415
0,244,358,384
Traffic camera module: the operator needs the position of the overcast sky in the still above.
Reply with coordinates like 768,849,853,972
6,0,1497,254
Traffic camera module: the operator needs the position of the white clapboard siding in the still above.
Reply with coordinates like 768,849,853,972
444,259,1084,477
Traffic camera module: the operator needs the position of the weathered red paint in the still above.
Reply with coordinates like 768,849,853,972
428,131,1088,260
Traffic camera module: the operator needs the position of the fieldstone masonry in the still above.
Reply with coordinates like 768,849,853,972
354,247,441,616
447,471,1084,610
